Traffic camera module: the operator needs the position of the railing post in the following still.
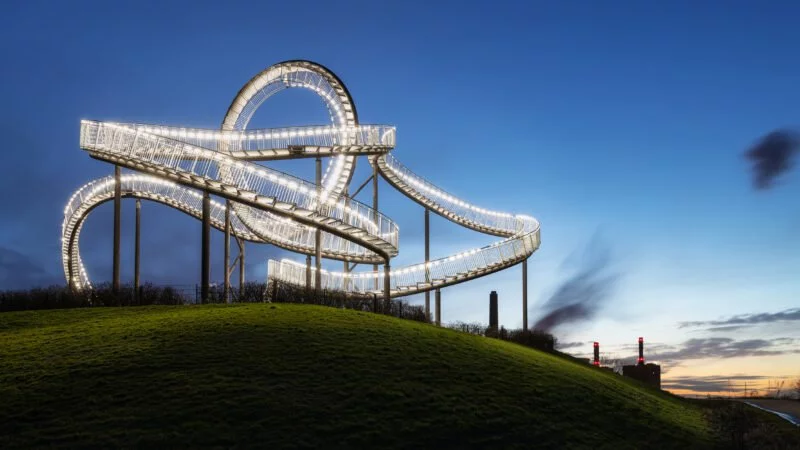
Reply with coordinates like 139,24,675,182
201,191,211,303
113,165,121,294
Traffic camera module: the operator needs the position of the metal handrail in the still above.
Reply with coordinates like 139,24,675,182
267,227,540,297
79,120,399,254
120,123,396,153
377,154,532,235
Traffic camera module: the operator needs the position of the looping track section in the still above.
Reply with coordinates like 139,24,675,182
63,60,540,299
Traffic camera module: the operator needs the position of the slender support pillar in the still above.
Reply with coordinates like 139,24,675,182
306,255,312,292
201,191,211,303
435,289,442,326
112,165,121,294
238,238,245,291
424,208,430,322
224,200,231,304
315,231,322,293
134,199,141,302
343,189,350,298
522,259,528,330
343,260,350,296
372,162,379,290
383,261,391,307
315,156,322,295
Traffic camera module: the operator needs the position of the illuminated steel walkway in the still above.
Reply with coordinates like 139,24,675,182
63,60,540,322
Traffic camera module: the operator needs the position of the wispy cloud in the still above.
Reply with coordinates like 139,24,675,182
703,325,750,333
650,337,799,366
663,375,773,393
678,308,800,329
555,341,586,350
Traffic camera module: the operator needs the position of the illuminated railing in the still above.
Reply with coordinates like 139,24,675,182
123,123,396,154
267,149,541,296
79,120,399,256
62,174,262,289
377,154,530,236
222,61,361,200
268,228,540,296
65,60,541,298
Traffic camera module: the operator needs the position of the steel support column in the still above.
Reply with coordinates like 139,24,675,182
343,260,350,295
435,288,442,326
224,200,231,304
372,161,379,290
306,255,312,292
383,261,391,307
201,191,211,303
112,165,121,294
424,208,430,322
238,237,245,291
134,199,141,303
343,188,350,298
522,259,528,330
315,156,322,295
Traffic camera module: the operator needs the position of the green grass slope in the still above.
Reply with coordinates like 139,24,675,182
1,304,714,449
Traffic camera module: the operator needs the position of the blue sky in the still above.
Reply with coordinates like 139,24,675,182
1,1,798,393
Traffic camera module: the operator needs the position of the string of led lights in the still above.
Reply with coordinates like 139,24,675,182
62,60,540,303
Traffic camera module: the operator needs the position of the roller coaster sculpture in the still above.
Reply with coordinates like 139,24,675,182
62,60,541,325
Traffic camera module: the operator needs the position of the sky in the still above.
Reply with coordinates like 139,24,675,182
1,0,798,397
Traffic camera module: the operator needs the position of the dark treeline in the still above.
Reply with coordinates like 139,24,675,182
447,321,556,353
1,283,188,311
2,282,561,354
264,280,427,323
0,280,427,324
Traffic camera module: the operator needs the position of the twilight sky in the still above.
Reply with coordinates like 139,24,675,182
1,0,798,396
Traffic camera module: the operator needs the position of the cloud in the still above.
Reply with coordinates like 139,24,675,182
678,308,800,329
555,341,586,350
745,129,799,190
650,337,799,366
662,375,772,393
703,325,750,333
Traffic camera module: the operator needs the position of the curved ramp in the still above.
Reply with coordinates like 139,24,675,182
267,153,539,297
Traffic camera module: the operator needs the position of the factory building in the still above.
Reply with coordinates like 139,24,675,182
621,337,661,389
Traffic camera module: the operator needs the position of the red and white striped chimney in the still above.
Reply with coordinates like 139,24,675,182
593,342,600,366
638,337,644,365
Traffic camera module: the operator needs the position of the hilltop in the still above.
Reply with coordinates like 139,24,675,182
0,304,729,448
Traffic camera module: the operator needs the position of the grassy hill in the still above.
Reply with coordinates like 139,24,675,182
0,304,720,448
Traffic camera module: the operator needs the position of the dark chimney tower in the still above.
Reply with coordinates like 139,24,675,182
593,342,600,366
638,337,644,365
489,291,498,331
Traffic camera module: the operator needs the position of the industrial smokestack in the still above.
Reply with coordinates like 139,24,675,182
638,337,644,365
593,342,600,366
489,291,498,331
